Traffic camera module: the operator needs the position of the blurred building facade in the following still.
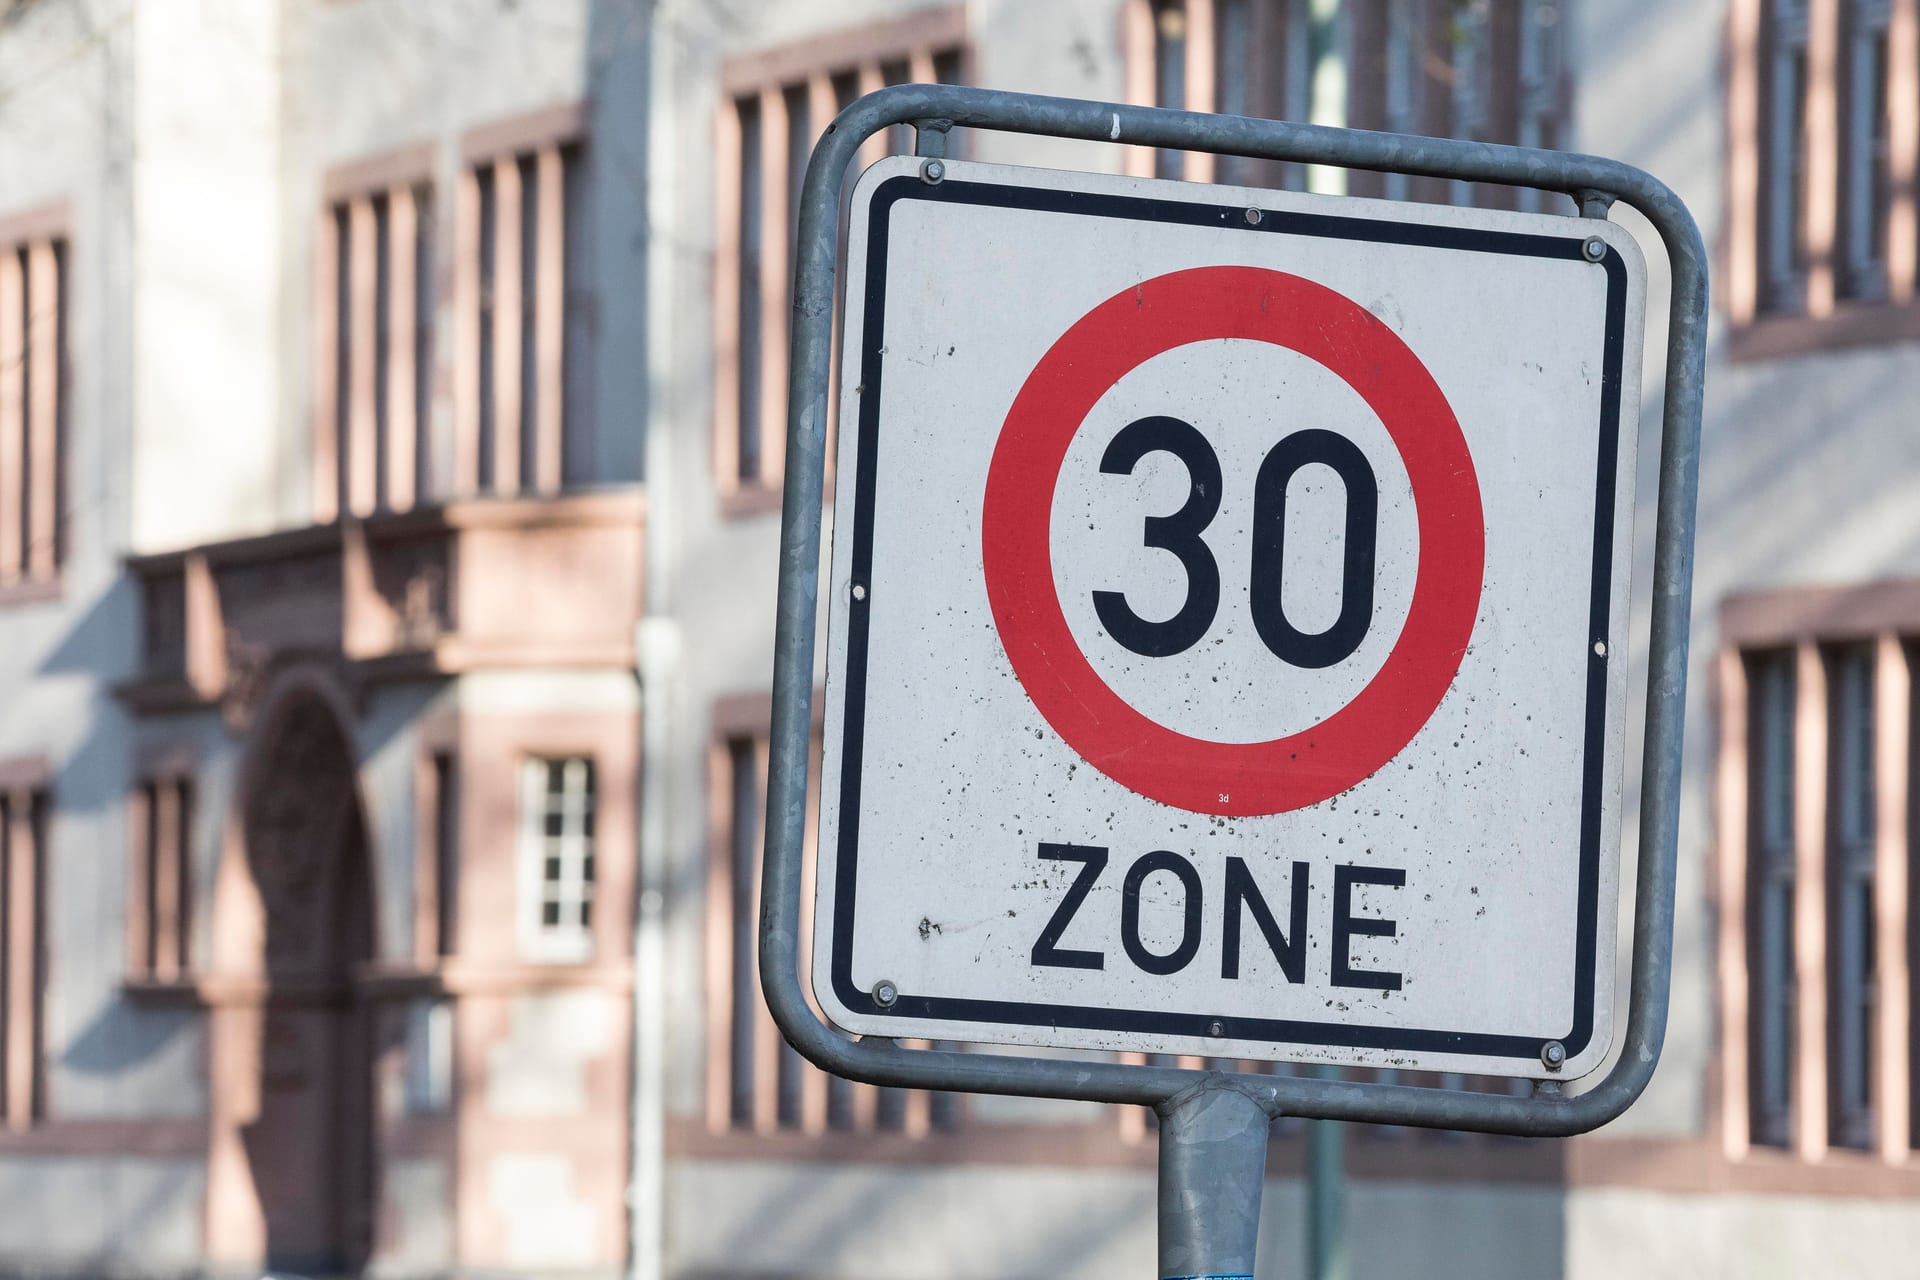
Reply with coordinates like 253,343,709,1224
0,0,1916,1277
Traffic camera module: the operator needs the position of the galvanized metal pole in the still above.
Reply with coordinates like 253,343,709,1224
1157,1085,1269,1280
1306,1065,1347,1280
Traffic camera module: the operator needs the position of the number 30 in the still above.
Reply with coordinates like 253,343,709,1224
1092,415,1378,669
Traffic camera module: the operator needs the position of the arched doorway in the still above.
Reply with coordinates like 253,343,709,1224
234,689,377,1276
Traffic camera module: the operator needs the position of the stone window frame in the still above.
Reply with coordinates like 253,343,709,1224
453,105,589,502
0,203,69,606
1726,0,1920,359
312,142,438,523
124,749,196,987
312,106,589,526
712,8,969,518
1716,580,1919,1165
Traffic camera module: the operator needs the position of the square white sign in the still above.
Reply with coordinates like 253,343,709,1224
813,156,1645,1080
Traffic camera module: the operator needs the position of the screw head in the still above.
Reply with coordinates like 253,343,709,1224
1582,235,1607,262
921,158,946,184
872,979,899,1008
1207,1019,1226,1038
1540,1039,1567,1071
1245,207,1263,226
852,582,868,602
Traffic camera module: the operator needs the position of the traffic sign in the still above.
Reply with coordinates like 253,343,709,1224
813,155,1646,1079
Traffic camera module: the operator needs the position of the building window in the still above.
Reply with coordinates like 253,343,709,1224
1127,1,1571,209
453,107,587,502
128,774,194,983
1128,0,1310,187
0,781,48,1130
1729,0,1920,353
0,222,66,595
714,9,968,511
1719,585,1919,1161
705,698,962,1136
313,172,434,522
414,750,458,964
519,755,596,962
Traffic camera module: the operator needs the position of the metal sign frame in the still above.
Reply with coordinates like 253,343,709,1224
760,80,1704,1240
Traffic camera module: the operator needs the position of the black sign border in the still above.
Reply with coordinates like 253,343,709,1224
825,169,1629,1066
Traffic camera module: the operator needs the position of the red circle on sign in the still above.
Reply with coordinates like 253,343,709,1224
980,266,1484,817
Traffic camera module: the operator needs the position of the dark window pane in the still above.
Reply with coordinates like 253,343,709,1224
373,193,392,508
737,95,764,483
561,144,594,486
334,206,353,512
519,151,541,487
476,166,498,491
414,185,436,498
433,753,457,956
1154,0,1188,180
728,737,761,1125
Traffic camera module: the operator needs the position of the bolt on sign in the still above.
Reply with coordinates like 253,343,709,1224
813,156,1646,1080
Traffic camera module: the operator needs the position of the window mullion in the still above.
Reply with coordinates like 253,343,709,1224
1805,0,1844,315
532,146,566,497
489,155,524,497
3,788,39,1130
1888,0,1920,302
150,780,182,984
346,197,382,518
1184,0,1218,182
1793,640,1831,1157
1123,0,1158,178
386,184,420,510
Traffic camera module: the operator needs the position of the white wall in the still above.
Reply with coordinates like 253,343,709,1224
129,0,284,551
668,1162,1565,1280
0,1156,205,1273
1569,1187,1920,1279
